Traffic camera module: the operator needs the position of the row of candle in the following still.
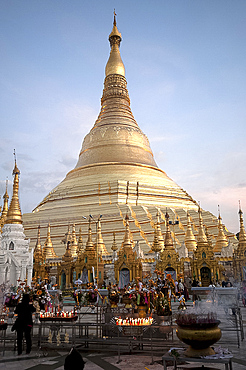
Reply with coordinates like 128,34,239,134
115,317,153,326
40,310,77,318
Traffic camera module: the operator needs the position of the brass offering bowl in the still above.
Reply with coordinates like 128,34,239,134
176,320,221,358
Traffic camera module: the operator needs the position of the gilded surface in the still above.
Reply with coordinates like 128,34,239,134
22,17,238,258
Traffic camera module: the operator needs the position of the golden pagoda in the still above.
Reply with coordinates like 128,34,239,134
184,212,197,254
57,241,74,289
0,180,9,230
43,224,58,260
77,227,84,255
70,224,78,258
214,211,228,253
0,155,33,286
22,14,237,262
5,154,22,225
96,218,109,255
151,224,162,253
233,205,246,280
33,225,45,279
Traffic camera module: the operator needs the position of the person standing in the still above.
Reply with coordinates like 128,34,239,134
14,294,36,355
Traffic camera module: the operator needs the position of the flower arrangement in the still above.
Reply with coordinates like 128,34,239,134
33,285,51,310
4,292,19,307
154,292,171,316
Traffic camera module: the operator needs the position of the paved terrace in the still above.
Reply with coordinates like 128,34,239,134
0,298,245,370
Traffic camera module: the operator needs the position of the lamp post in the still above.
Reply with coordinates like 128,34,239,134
90,214,102,287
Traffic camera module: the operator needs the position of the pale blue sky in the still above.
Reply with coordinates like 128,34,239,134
0,1,246,233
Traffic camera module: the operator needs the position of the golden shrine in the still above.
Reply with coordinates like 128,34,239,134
190,208,221,284
156,212,181,276
1,14,244,287
114,214,142,285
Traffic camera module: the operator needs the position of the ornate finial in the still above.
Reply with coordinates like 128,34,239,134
111,232,118,252
155,210,164,250
238,204,246,244
96,216,108,255
34,225,43,262
62,241,73,262
214,211,228,252
70,224,78,257
114,9,117,26
185,211,197,252
43,224,58,259
105,10,125,77
61,224,72,245
239,200,242,215
218,204,220,216
0,178,9,229
197,206,208,244
164,211,173,249
85,217,95,251
77,227,84,255
151,224,162,253
123,213,132,248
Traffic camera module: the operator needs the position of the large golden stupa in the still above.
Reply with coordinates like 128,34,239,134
22,16,237,256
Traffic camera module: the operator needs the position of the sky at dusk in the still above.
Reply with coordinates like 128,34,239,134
0,1,246,233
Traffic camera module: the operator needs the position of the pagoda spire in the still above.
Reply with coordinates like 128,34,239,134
43,224,58,259
214,207,228,252
61,224,72,245
156,211,164,250
164,211,174,250
122,214,132,248
197,206,208,244
74,13,158,171
34,225,43,263
111,232,118,252
185,212,197,252
70,224,78,257
77,227,84,255
151,224,162,253
96,218,108,255
6,151,22,224
62,241,73,262
85,218,95,252
105,10,125,77
0,179,9,229
238,203,246,247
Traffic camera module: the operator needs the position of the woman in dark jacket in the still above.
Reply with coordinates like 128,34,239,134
14,294,36,355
